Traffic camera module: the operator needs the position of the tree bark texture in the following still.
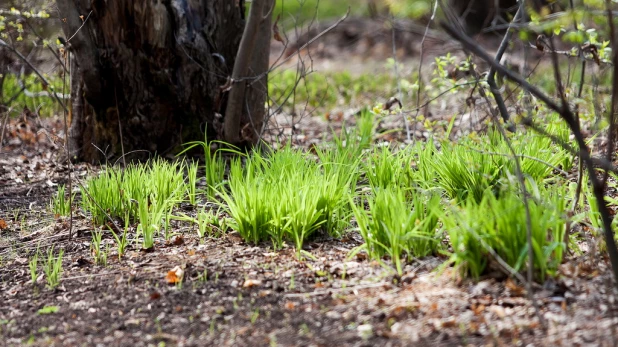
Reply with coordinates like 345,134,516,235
224,0,273,145
56,0,253,162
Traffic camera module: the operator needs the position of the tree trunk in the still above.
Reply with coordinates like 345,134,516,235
57,0,265,162
223,0,273,145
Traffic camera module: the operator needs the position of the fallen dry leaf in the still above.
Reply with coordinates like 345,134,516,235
383,97,402,111
471,303,485,316
273,14,285,44
243,279,262,288
489,305,506,318
505,278,526,296
284,301,296,310
150,291,161,300
170,235,184,246
237,326,251,336
0,218,7,230
388,305,417,320
165,266,184,284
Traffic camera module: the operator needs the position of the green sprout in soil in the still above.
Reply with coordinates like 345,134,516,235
109,214,129,260
186,160,199,206
43,246,63,290
179,133,228,199
50,184,72,217
91,229,107,266
28,247,39,286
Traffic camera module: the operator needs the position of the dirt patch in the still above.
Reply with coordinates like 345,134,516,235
0,118,617,346
2,217,616,346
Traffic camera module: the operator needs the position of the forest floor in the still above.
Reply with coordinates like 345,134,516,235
2,17,618,347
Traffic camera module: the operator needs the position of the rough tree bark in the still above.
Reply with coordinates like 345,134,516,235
56,0,269,162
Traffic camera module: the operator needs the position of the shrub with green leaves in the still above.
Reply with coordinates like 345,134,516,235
351,186,441,276
443,187,567,281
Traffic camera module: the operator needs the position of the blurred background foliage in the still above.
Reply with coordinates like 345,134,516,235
274,0,435,29
0,0,62,118
0,0,611,118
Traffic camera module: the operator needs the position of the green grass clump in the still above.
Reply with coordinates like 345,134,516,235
91,229,108,266
221,156,272,245
186,160,199,206
135,194,170,249
351,186,441,276
220,144,358,257
197,209,218,239
443,187,567,281
147,159,186,209
43,246,64,290
50,184,73,217
493,125,572,183
314,144,362,236
179,134,227,198
427,139,505,203
364,145,419,190
82,159,191,249
579,172,618,250
28,247,39,286
81,167,127,225
82,159,187,225
425,126,571,203
273,0,435,30
108,217,129,259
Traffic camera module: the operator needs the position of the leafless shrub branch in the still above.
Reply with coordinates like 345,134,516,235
440,7,618,290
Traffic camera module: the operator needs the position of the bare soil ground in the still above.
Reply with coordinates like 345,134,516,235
2,18,618,347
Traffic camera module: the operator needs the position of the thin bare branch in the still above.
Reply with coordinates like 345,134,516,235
441,17,618,291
